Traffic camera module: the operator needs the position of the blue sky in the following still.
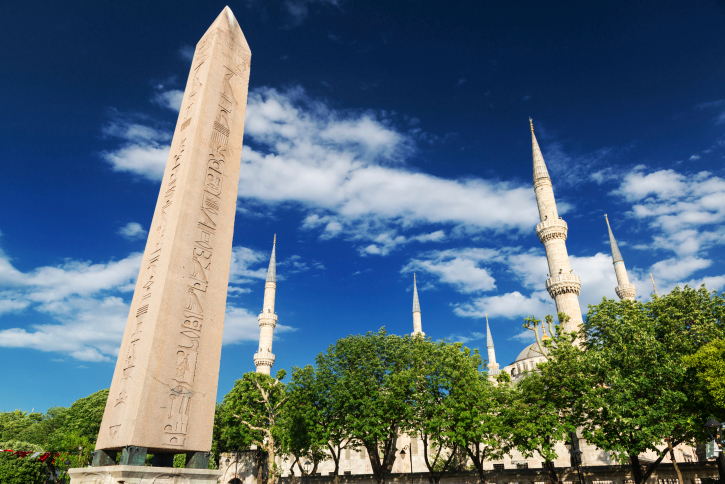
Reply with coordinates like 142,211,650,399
1,0,724,412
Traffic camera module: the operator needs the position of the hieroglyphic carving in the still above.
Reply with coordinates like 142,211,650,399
108,138,187,439
161,28,241,447
180,72,203,134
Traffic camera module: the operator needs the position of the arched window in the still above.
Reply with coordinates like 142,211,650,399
229,478,243,484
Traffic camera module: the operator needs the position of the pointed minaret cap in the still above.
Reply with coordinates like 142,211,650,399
605,214,624,263
412,273,421,313
202,6,251,53
650,273,659,297
266,235,276,283
486,314,494,348
530,118,551,183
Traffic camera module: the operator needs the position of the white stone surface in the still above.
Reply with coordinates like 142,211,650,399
68,465,222,484
96,6,251,453
254,238,277,375
531,121,583,333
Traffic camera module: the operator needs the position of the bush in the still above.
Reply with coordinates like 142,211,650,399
0,441,48,484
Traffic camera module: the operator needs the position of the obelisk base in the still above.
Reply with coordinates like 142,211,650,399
68,465,222,484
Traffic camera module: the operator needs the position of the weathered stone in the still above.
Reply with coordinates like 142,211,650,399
254,237,277,375
530,119,583,333
68,465,221,484
94,5,251,455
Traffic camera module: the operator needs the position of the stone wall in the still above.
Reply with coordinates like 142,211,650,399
270,462,719,484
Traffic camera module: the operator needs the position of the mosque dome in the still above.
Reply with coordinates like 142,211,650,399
514,342,548,362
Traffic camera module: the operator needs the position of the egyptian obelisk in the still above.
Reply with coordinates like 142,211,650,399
83,6,250,475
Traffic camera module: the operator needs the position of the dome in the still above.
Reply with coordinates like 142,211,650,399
514,342,548,362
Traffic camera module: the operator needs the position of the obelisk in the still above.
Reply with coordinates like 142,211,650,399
88,6,250,471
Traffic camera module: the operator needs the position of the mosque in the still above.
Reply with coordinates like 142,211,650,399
241,121,695,477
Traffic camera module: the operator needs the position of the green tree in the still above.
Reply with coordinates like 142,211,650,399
505,371,569,484
218,370,288,484
512,313,580,484
61,389,109,443
440,344,507,484
285,364,348,481
684,339,725,411
323,328,413,484
407,338,473,483
540,290,725,484
0,411,45,443
0,441,47,484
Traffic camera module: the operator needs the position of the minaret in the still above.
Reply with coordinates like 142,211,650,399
605,214,636,301
530,118,583,332
650,273,659,297
412,274,424,336
486,315,500,376
254,235,278,375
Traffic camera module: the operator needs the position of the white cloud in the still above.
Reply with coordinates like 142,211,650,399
0,292,31,314
510,329,536,343
541,139,619,187
178,45,195,62
0,249,142,361
101,86,539,255
152,89,184,111
402,248,502,293
0,238,291,361
101,114,170,181
650,256,711,281
223,304,297,345
616,168,725,256
118,222,147,241
444,331,485,344
229,246,268,284
454,290,553,320
237,87,539,252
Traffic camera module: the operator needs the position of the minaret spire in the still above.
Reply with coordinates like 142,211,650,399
531,118,552,186
266,234,276,282
486,314,500,376
530,119,583,333
254,235,278,375
411,273,424,336
605,215,636,301
650,273,659,297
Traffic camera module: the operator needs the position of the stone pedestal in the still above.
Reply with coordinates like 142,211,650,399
68,465,222,484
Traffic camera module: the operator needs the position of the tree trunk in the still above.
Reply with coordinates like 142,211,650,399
630,454,644,484
640,441,681,484
464,445,487,484
257,449,266,484
327,443,341,484
267,440,276,484
472,458,487,484
290,455,299,478
367,442,385,484
668,440,684,484
545,460,560,484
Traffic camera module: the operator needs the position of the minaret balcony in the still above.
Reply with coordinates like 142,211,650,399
536,218,568,243
254,351,275,367
615,283,636,300
258,313,278,325
545,273,581,297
